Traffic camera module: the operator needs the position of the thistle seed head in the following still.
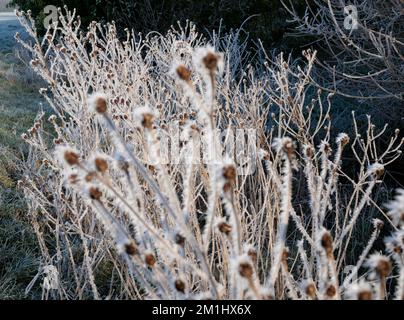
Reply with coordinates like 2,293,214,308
320,230,333,257
325,284,337,298
176,65,191,82
95,157,108,173
125,242,138,256
174,279,186,293
89,93,108,114
238,261,254,279
88,186,102,200
144,252,156,267
64,150,80,166
216,219,232,235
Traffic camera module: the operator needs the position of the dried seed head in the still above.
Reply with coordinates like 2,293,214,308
48,115,57,123
325,284,337,298
273,137,295,159
64,150,80,166
376,259,391,278
133,107,156,129
217,220,232,235
320,230,333,257
222,165,237,183
176,65,191,82
142,113,154,129
88,186,102,200
282,248,289,262
95,158,108,173
125,242,138,256
68,174,79,185
238,260,254,279
305,283,316,299
89,93,108,114
385,231,404,255
258,149,270,161
305,282,317,299
174,279,186,293
194,46,224,76
303,145,314,159
85,172,97,182
346,281,373,300
203,52,219,71
357,290,373,300
144,252,156,267
368,163,385,179
373,218,384,230
366,253,392,278
246,247,257,265
320,141,331,154
336,133,350,147
175,233,186,247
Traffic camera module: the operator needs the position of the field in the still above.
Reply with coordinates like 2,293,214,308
0,11,44,299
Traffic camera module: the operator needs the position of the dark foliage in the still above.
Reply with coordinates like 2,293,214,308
9,0,310,51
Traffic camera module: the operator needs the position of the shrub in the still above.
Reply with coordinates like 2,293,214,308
10,0,309,49
16,9,404,300
283,0,404,119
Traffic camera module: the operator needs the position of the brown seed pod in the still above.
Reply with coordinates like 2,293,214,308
95,96,107,114
376,259,391,278
145,253,156,267
174,279,186,293
357,290,373,300
142,114,154,129
321,231,333,257
223,165,236,185
85,172,97,182
124,242,138,256
247,248,257,265
217,221,232,235
68,174,79,185
374,167,385,178
305,283,317,299
281,248,289,262
95,158,108,173
175,233,185,247
203,52,219,71
339,135,350,147
325,284,337,298
88,187,102,200
176,65,191,82
238,261,254,279
64,150,80,166
304,146,314,159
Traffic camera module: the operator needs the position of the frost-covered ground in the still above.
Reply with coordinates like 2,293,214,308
0,12,21,51
0,11,43,299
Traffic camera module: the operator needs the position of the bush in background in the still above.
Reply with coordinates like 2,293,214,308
9,0,310,50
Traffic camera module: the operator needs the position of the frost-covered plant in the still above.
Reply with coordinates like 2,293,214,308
282,0,404,115
16,8,403,300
